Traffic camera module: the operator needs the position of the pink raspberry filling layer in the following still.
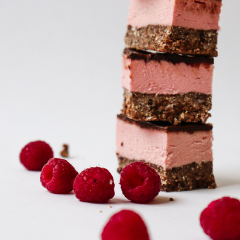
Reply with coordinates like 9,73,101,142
116,118,213,169
122,55,213,95
128,0,222,30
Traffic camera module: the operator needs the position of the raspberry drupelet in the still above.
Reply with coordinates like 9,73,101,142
101,209,150,240
120,162,161,203
40,158,78,194
73,167,115,203
20,140,53,171
200,196,240,240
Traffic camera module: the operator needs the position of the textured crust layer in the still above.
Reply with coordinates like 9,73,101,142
125,25,218,57
122,89,212,125
117,155,217,192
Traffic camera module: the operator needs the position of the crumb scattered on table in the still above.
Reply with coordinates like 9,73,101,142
60,144,69,157
169,198,174,201
110,206,112,208
100,211,103,213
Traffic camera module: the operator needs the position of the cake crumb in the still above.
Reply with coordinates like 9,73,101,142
60,144,69,157
100,211,103,213
110,206,112,208
169,198,174,201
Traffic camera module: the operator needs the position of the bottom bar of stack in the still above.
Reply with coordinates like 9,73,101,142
116,114,216,192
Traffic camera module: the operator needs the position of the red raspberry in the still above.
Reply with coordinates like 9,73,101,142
40,158,78,194
120,162,161,203
200,197,240,240
20,140,53,171
101,210,150,240
73,167,115,203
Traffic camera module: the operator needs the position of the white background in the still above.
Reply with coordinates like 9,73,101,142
0,1,240,239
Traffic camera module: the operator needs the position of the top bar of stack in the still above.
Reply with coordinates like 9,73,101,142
125,0,222,57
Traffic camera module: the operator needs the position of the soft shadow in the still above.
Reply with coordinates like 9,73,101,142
109,196,176,205
216,176,240,188
146,196,175,205
75,198,130,205
108,196,175,205
108,198,130,205
57,191,75,195
43,190,75,195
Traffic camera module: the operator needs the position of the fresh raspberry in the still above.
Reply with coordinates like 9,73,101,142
40,158,78,194
20,140,53,171
101,210,150,240
73,167,115,203
200,197,240,240
120,162,161,203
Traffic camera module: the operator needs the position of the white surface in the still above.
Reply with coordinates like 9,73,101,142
0,1,240,239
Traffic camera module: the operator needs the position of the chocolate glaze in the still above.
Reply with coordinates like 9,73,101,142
117,114,213,132
123,48,214,66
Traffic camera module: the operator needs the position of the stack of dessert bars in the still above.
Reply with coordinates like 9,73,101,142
116,0,222,191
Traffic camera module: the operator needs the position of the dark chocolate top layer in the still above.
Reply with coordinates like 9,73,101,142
123,48,214,65
117,114,213,132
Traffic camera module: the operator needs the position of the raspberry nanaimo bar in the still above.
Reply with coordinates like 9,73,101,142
122,48,213,124
116,114,216,191
125,0,222,57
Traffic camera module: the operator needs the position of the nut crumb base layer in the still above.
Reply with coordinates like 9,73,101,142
125,25,218,57
122,89,211,125
117,156,217,192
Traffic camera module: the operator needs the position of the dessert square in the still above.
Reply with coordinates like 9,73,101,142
125,0,222,56
122,49,213,124
116,114,216,192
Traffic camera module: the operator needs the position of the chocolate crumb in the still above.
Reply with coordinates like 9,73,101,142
121,142,124,147
169,198,174,201
60,144,69,158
